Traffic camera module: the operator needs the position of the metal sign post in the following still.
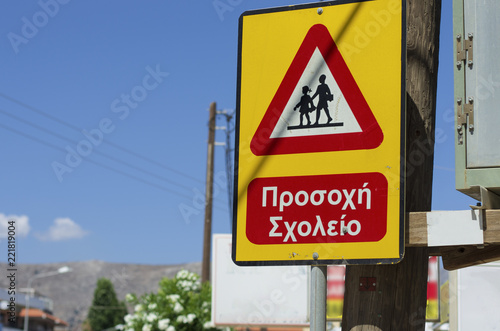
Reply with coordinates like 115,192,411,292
310,262,327,331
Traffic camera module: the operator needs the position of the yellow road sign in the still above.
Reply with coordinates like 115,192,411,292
233,0,405,266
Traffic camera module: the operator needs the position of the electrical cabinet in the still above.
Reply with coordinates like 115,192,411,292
454,0,500,201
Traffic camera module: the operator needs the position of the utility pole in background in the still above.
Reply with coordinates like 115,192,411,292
342,1,441,330
202,102,216,283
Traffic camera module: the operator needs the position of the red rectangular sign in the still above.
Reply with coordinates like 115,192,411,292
246,173,388,245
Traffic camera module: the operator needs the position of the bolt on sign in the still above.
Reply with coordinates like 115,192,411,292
233,0,406,266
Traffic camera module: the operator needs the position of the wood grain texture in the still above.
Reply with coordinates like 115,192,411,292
441,245,500,270
406,212,428,246
342,1,441,330
405,210,500,247
484,210,500,243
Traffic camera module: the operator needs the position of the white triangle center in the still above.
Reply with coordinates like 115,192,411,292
270,48,362,138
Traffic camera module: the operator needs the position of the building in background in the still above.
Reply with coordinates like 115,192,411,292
0,289,68,331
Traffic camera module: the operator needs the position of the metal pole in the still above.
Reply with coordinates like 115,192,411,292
201,102,216,283
23,267,72,331
23,281,32,331
310,264,327,331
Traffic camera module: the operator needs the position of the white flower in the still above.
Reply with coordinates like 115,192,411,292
124,314,134,324
177,280,188,290
176,279,200,291
146,312,157,323
126,329,135,331
186,314,196,323
202,302,209,309
173,302,183,313
142,324,152,331
176,314,196,324
191,280,201,291
134,304,144,312
203,321,215,329
148,303,157,310
115,324,124,330
125,294,135,302
166,326,175,331
166,294,180,302
176,270,189,279
158,318,170,330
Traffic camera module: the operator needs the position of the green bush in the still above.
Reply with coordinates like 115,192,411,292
120,270,220,331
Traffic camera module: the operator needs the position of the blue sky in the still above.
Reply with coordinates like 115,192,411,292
0,0,474,265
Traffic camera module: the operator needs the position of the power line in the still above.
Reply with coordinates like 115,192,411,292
0,92,203,184
88,306,128,310
0,122,229,211
0,93,229,207
0,108,198,193
0,122,192,198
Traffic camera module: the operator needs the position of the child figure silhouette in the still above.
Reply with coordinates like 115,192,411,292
293,86,315,126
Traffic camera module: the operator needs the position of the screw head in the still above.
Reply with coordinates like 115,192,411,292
317,8,323,15
313,252,319,260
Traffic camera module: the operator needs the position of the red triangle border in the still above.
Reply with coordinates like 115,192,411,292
250,24,384,156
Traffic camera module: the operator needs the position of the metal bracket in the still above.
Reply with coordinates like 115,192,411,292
456,33,473,69
457,97,474,144
469,186,500,231
359,277,376,291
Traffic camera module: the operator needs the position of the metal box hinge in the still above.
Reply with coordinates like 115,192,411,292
457,97,474,144
456,33,473,69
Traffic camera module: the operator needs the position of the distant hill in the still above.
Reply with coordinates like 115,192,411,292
0,260,201,331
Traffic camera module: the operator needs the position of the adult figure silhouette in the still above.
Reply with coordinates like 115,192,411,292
312,74,333,124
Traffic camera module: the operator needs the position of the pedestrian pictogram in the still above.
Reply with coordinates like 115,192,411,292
251,24,383,156
290,74,342,129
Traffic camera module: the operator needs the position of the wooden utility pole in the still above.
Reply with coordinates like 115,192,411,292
202,102,216,283
342,1,441,330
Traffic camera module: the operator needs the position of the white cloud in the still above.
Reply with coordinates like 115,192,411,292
0,213,30,238
36,218,89,241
